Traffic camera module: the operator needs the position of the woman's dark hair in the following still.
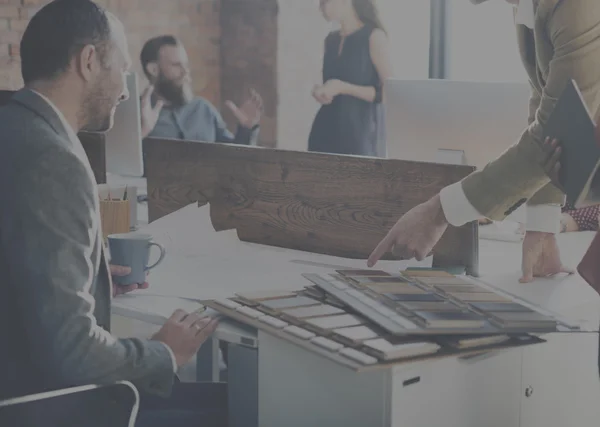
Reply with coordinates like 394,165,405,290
352,0,386,34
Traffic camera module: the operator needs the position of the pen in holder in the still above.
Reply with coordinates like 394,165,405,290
99,199,131,240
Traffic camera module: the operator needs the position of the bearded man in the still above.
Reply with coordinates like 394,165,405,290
139,35,263,145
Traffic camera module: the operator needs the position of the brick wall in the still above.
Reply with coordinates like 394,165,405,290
218,0,329,151
0,0,433,151
0,0,333,150
220,0,277,147
0,0,222,105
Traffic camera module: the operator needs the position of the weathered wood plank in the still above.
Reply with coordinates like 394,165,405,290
144,138,479,275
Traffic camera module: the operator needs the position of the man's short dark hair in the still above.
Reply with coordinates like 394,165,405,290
20,0,112,85
140,35,178,79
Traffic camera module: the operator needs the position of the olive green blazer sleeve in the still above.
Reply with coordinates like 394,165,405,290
461,0,600,219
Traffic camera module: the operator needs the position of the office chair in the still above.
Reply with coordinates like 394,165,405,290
0,381,139,427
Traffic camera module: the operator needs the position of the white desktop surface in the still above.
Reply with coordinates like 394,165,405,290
112,202,599,324
116,203,430,302
110,200,600,427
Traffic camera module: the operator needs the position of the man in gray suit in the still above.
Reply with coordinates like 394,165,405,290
0,0,220,421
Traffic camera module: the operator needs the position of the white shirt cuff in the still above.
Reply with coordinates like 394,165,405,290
439,182,483,227
525,204,561,234
160,342,178,372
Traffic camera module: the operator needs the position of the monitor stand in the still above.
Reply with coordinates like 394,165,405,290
435,148,467,166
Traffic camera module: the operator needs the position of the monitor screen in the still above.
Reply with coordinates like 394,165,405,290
384,79,530,170
104,72,143,177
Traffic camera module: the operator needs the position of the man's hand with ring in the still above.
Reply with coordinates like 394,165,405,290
151,310,220,368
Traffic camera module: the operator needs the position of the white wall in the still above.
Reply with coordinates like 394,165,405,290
380,0,431,80
277,1,330,152
445,0,528,82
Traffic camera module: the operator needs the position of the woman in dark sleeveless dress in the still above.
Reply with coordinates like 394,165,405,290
308,0,392,157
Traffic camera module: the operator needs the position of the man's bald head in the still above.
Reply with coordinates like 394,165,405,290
21,0,116,84
21,0,132,133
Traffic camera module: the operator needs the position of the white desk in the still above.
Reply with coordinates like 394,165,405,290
111,205,600,427
257,236,600,427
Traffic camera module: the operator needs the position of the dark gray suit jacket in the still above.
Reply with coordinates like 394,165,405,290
0,89,174,400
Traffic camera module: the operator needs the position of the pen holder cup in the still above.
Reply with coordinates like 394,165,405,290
100,199,131,239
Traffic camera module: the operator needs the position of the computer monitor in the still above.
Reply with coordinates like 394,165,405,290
105,72,143,177
384,79,531,169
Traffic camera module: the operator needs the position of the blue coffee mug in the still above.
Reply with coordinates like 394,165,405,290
107,232,166,285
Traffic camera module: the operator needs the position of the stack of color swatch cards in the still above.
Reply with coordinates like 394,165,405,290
202,269,580,370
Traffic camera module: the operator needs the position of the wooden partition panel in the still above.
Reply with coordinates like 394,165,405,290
144,138,479,275
0,90,106,184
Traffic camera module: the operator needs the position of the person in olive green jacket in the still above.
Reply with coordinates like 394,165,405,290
369,0,600,283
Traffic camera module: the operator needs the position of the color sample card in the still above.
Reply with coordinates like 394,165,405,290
387,313,420,330
214,299,242,310
329,278,351,291
282,304,345,319
346,289,376,301
305,314,364,330
415,277,469,286
363,338,441,360
398,301,464,312
235,290,297,301
235,306,264,319
324,295,345,307
447,335,510,349
283,325,316,340
469,302,533,313
332,325,379,343
337,269,391,277
490,311,556,325
339,348,378,365
434,284,488,293
258,316,289,329
367,283,428,294
384,293,445,302
311,336,344,352
260,296,321,310
303,286,328,300
402,270,454,278
415,311,486,328
448,292,511,303
352,276,409,285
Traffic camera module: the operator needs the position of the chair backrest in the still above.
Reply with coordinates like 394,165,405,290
0,382,139,427
0,89,107,183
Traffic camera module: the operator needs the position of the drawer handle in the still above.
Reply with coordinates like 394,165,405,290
403,376,421,387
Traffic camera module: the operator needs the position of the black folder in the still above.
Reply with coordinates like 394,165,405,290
543,79,600,208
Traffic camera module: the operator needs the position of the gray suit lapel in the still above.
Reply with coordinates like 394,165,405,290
11,88,71,142
13,88,115,322
13,88,95,173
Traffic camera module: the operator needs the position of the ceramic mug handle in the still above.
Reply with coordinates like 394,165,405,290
146,242,166,271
